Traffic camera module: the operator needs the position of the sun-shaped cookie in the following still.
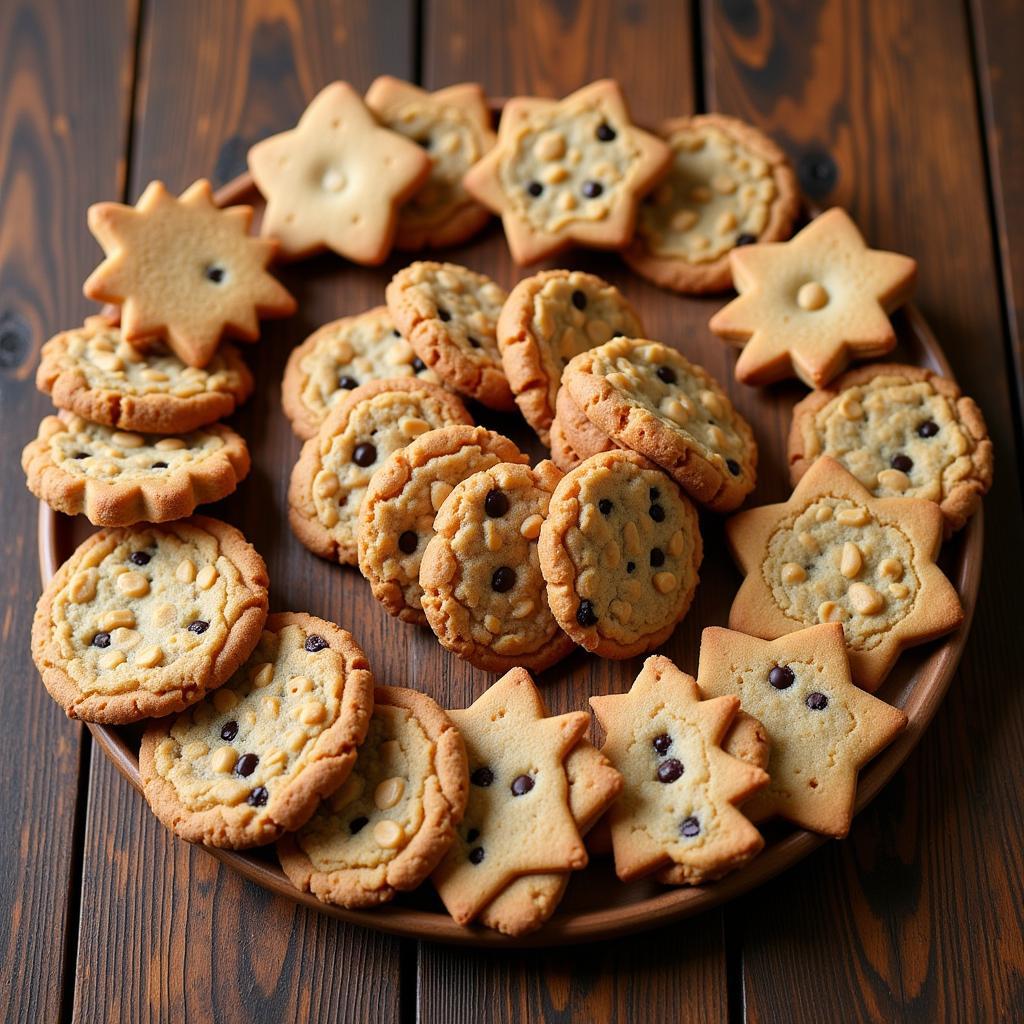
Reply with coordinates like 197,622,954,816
84,180,296,368
709,208,917,388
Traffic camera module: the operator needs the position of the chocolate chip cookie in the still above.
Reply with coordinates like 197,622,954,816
549,385,619,472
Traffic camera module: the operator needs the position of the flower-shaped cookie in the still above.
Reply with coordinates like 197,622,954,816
709,208,917,387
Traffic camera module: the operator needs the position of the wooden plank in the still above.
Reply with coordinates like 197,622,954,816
0,2,137,1021
704,1,1024,1021
71,3,414,1020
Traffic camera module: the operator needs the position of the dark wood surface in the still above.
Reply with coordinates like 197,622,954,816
3,1,1023,1021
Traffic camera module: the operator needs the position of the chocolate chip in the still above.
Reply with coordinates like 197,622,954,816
471,766,494,787
491,567,515,592
596,122,616,142
353,442,377,467
129,551,151,566
727,459,741,476
598,498,613,515
220,720,238,741
735,233,757,246
527,181,543,197
650,547,665,567
649,504,665,522
188,620,209,635
235,753,258,777
438,308,451,322
398,531,418,554
581,180,603,198
205,266,226,284
349,816,368,834
917,420,939,438
92,632,111,648
393,329,401,338
467,828,480,842
72,452,87,459
626,561,636,573
890,453,913,473
469,846,485,864
485,489,509,517
151,461,167,469
412,356,427,372
247,786,268,807
577,599,598,627
572,289,588,310
305,634,328,653
468,337,481,348
768,665,795,689
653,733,672,755
338,374,358,390
657,758,684,783
417,136,431,149
650,488,660,501
511,774,535,796
656,366,677,385
806,691,828,710
679,816,700,837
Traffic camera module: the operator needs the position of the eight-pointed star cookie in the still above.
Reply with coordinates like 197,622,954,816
697,624,907,837
463,79,671,265
431,667,589,925
84,180,296,368
709,207,917,388
590,654,769,884
247,81,432,265
725,456,964,690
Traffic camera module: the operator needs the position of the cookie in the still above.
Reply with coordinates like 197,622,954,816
697,624,907,837
431,668,590,927
36,317,254,434
463,79,670,265
281,307,440,440
84,180,296,368
709,207,918,387
139,612,373,849
278,685,468,907
496,269,644,443
365,77,496,250
419,460,575,674
549,385,619,472
539,451,703,659
726,456,964,691
247,81,431,264
563,337,757,511
788,363,993,536
590,654,769,884
288,379,472,565
624,114,800,294
386,261,513,411
357,425,528,625
22,413,250,526
31,517,269,723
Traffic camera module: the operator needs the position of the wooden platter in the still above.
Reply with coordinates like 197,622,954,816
37,171,982,947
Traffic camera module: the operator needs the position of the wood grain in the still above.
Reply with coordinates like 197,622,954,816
705,1,1024,1020
0,2,137,1021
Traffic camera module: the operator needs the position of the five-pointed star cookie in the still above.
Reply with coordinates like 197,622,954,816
463,79,671,265
590,655,769,885
431,667,589,925
697,624,907,837
725,456,963,691
247,81,432,264
709,207,917,387
84,180,296,368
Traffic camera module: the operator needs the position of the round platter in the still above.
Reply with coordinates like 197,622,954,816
38,167,982,947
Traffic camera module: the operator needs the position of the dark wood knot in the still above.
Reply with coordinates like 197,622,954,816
0,310,31,369
797,149,838,200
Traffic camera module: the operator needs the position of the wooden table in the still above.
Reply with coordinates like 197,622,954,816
2,1,1022,1020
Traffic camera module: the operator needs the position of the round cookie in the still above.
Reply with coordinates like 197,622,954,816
625,114,800,294
419,460,575,674
357,425,528,625
539,451,702,659
288,378,472,565
31,517,269,723
278,685,468,908
36,317,254,434
386,261,514,411
23,413,250,526
497,269,644,444
788,363,992,536
549,385,619,472
563,337,757,512
139,612,374,849
281,307,440,440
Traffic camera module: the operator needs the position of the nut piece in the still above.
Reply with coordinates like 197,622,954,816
836,506,870,527
99,608,135,632
118,571,150,598
196,565,219,590
877,468,910,492
213,688,238,713
818,601,844,623
878,558,904,581
211,746,238,773
840,542,863,579
252,663,275,688
372,819,405,849
176,558,197,584
520,514,544,540
299,701,327,725
781,562,807,584
374,777,405,810
69,570,98,604
653,571,678,594
136,645,163,668
848,582,885,615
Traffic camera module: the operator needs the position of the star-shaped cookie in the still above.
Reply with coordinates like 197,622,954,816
84,180,296,368
726,456,963,690
697,624,907,837
463,79,670,264
247,81,432,264
431,668,589,925
590,655,768,884
709,207,917,387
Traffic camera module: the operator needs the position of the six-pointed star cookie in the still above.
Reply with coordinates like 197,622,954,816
590,654,769,884
84,180,296,368
463,79,670,264
431,667,589,925
247,81,432,264
725,456,964,690
697,624,907,837
709,207,918,387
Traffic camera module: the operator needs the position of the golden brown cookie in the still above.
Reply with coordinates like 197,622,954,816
548,385,619,472
22,413,250,526
31,517,269,723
